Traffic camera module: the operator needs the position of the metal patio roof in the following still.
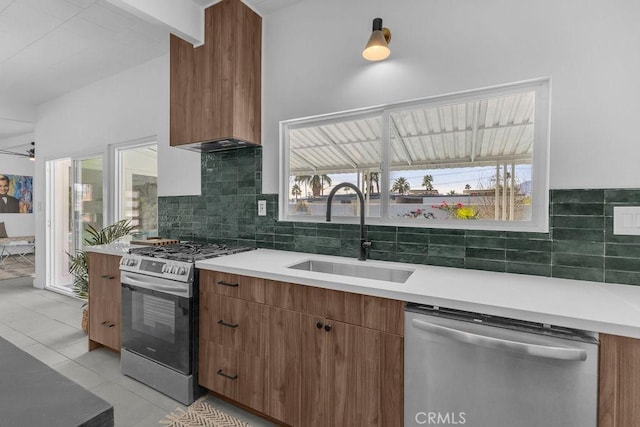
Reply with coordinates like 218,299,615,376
289,91,535,175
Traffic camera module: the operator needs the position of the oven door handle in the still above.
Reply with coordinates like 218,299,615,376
121,272,190,298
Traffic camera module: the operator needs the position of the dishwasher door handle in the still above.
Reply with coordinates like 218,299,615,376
411,319,588,362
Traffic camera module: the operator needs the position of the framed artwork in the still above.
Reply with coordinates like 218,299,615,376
0,174,33,214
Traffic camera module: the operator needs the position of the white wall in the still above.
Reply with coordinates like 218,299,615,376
262,0,640,193
0,133,35,237
33,54,200,288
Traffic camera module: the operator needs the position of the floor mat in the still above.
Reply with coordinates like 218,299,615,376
160,398,252,427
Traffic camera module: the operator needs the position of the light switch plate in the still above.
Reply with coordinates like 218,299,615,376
613,206,640,235
258,200,267,216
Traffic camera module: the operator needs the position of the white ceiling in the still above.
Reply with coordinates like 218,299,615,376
192,0,301,15
0,0,301,142
0,0,170,107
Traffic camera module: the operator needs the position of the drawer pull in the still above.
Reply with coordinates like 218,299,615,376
217,319,239,328
216,369,238,380
217,280,239,287
101,321,116,328
101,274,116,280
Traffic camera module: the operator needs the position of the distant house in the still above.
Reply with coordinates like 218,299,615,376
408,189,439,196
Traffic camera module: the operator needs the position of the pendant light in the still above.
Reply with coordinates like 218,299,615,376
362,18,391,61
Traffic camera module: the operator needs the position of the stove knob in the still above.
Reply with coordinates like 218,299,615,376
162,265,168,273
177,267,186,275
170,265,177,274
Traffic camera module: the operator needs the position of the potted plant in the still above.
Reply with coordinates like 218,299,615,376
67,219,135,332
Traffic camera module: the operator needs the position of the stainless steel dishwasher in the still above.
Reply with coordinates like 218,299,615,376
404,304,599,427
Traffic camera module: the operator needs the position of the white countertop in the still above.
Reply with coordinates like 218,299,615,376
196,249,640,339
85,242,142,255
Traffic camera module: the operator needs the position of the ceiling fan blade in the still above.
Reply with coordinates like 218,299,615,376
0,149,29,157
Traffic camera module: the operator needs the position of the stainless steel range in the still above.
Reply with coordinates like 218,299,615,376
119,242,253,405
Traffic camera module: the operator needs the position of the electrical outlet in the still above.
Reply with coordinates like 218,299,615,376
258,200,267,216
614,206,640,235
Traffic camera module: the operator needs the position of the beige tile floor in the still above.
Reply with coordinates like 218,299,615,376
0,277,276,427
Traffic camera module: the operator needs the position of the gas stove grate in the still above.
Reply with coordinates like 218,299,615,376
129,242,254,263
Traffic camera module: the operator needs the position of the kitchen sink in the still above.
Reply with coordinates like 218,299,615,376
288,259,414,283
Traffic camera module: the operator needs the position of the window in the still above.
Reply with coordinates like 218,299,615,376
115,142,158,237
279,79,550,232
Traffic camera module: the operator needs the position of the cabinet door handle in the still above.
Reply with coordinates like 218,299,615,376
316,322,323,329
216,369,238,380
217,280,239,287
324,324,331,332
101,274,116,280
101,321,116,328
217,319,239,328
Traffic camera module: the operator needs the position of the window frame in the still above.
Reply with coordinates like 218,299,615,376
110,137,158,234
279,78,551,232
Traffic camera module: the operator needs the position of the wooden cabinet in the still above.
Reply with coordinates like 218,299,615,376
170,0,261,148
199,272,404,426
325,321,403,427
290,286,403,427
200,270,265,303
264,305,305,426
199,272,266,412
87,252,121,352
599,334,640,427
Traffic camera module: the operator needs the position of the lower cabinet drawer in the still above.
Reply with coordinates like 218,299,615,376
203,293,264,357
89,297,120,351
199,342,265,412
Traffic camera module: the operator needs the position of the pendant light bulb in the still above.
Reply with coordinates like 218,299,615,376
362,18,391,61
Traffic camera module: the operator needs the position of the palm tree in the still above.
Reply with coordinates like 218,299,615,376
291,183,301,201
368,172,380,194
391,177,410,195
297,174,332,196
68,219,135,299
318,175,332,196
422,174,434,191
448,189,456,195
464,184,471,190
294,176,309,197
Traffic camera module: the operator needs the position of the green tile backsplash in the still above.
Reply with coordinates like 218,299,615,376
158,147,640,286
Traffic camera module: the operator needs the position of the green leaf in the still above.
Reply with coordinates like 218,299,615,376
67,219,135,299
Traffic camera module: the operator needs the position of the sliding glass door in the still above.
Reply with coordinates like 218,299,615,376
73,157,104,251
46,156,104,293
45,141,156,295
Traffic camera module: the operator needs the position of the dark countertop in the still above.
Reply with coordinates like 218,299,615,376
0,336,113,427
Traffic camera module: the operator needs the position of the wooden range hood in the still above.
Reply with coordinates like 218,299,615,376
170,0,261,152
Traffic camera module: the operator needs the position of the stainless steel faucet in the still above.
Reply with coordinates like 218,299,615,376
326,182,371,261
